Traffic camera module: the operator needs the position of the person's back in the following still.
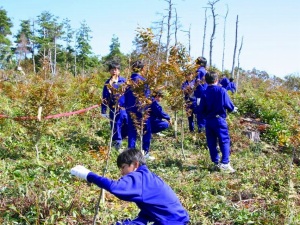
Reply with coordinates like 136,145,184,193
201,85,234,119
194,78,208,132
199,72,236,173
219,74,230,89
226,78,236,93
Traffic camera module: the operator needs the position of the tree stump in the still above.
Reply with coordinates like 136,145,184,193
242,130,260,142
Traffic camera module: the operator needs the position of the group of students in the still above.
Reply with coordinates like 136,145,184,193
101,60,171,160
70,57,238,224
182,57,237,134
219,74,237,93
182,56,237,173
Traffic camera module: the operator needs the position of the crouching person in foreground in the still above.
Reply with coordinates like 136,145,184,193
70,148,189,225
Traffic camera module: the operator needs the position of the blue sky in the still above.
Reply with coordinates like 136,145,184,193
1,0,300,78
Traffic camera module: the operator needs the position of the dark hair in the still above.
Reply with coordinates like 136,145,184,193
117,148,146,168
195,56,207,67
205,72,219,84
131,60,144,72
229,77,234,82
108,62,121,71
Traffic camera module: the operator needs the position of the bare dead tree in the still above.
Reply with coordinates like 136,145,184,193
181,24,191,56
152,15,167,67
187,24,191,56
31,19,36,73
157,17,165,64
74,48,77,77
174,8,178,46
15,33,30,66
222,5,229,72
164,0,173,63
236,36,243,92
208,0,220,67
202,7,209,56
231,15,239,78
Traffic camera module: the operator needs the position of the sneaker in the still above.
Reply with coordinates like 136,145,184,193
156,132,166,137
144,153,155,160
218,163,236,173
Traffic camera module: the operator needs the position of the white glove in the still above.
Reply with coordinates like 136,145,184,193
196,98,201,106
101,113,109,119
232,107,238,113
70,165,91,181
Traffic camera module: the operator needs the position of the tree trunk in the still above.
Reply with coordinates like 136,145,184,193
202,8,208,56
174,8,178,46
182,25,191,56
31,20,36,74
165,0,172,63
231,15,239,78
74,51,77,76
208,0,220,66
236,36,243,92
222,5,229,72
53,36,57,75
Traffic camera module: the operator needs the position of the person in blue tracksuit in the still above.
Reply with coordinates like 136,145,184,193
198,72,237,173
219,74,230,89
194,57,208,133
101,62,128,150
194,76,208,133
70,148,190,225
181,72,197,132
150,90,171,134
124,61,153,159
195,56,207,81
226,77,237,93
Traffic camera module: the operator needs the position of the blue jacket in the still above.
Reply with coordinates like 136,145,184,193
150,99,170,122
195,66,206,81
101,76,126,114
125,73,151,112
226,82,236,93
219,77,230,89
87,165,189,224
194,83,208,99
199,85,235,119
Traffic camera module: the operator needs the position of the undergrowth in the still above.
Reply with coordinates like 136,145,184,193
0,73,300,224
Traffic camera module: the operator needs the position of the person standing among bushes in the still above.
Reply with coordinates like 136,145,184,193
70,148,190,224
195,56,207,81
101,62,128,151
194,76,208,133
150,90,171,135
124,61,154,160
199,71,237,173
181,72,197,132
219,74,230,89
194,57,208,133
226,77,237,93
